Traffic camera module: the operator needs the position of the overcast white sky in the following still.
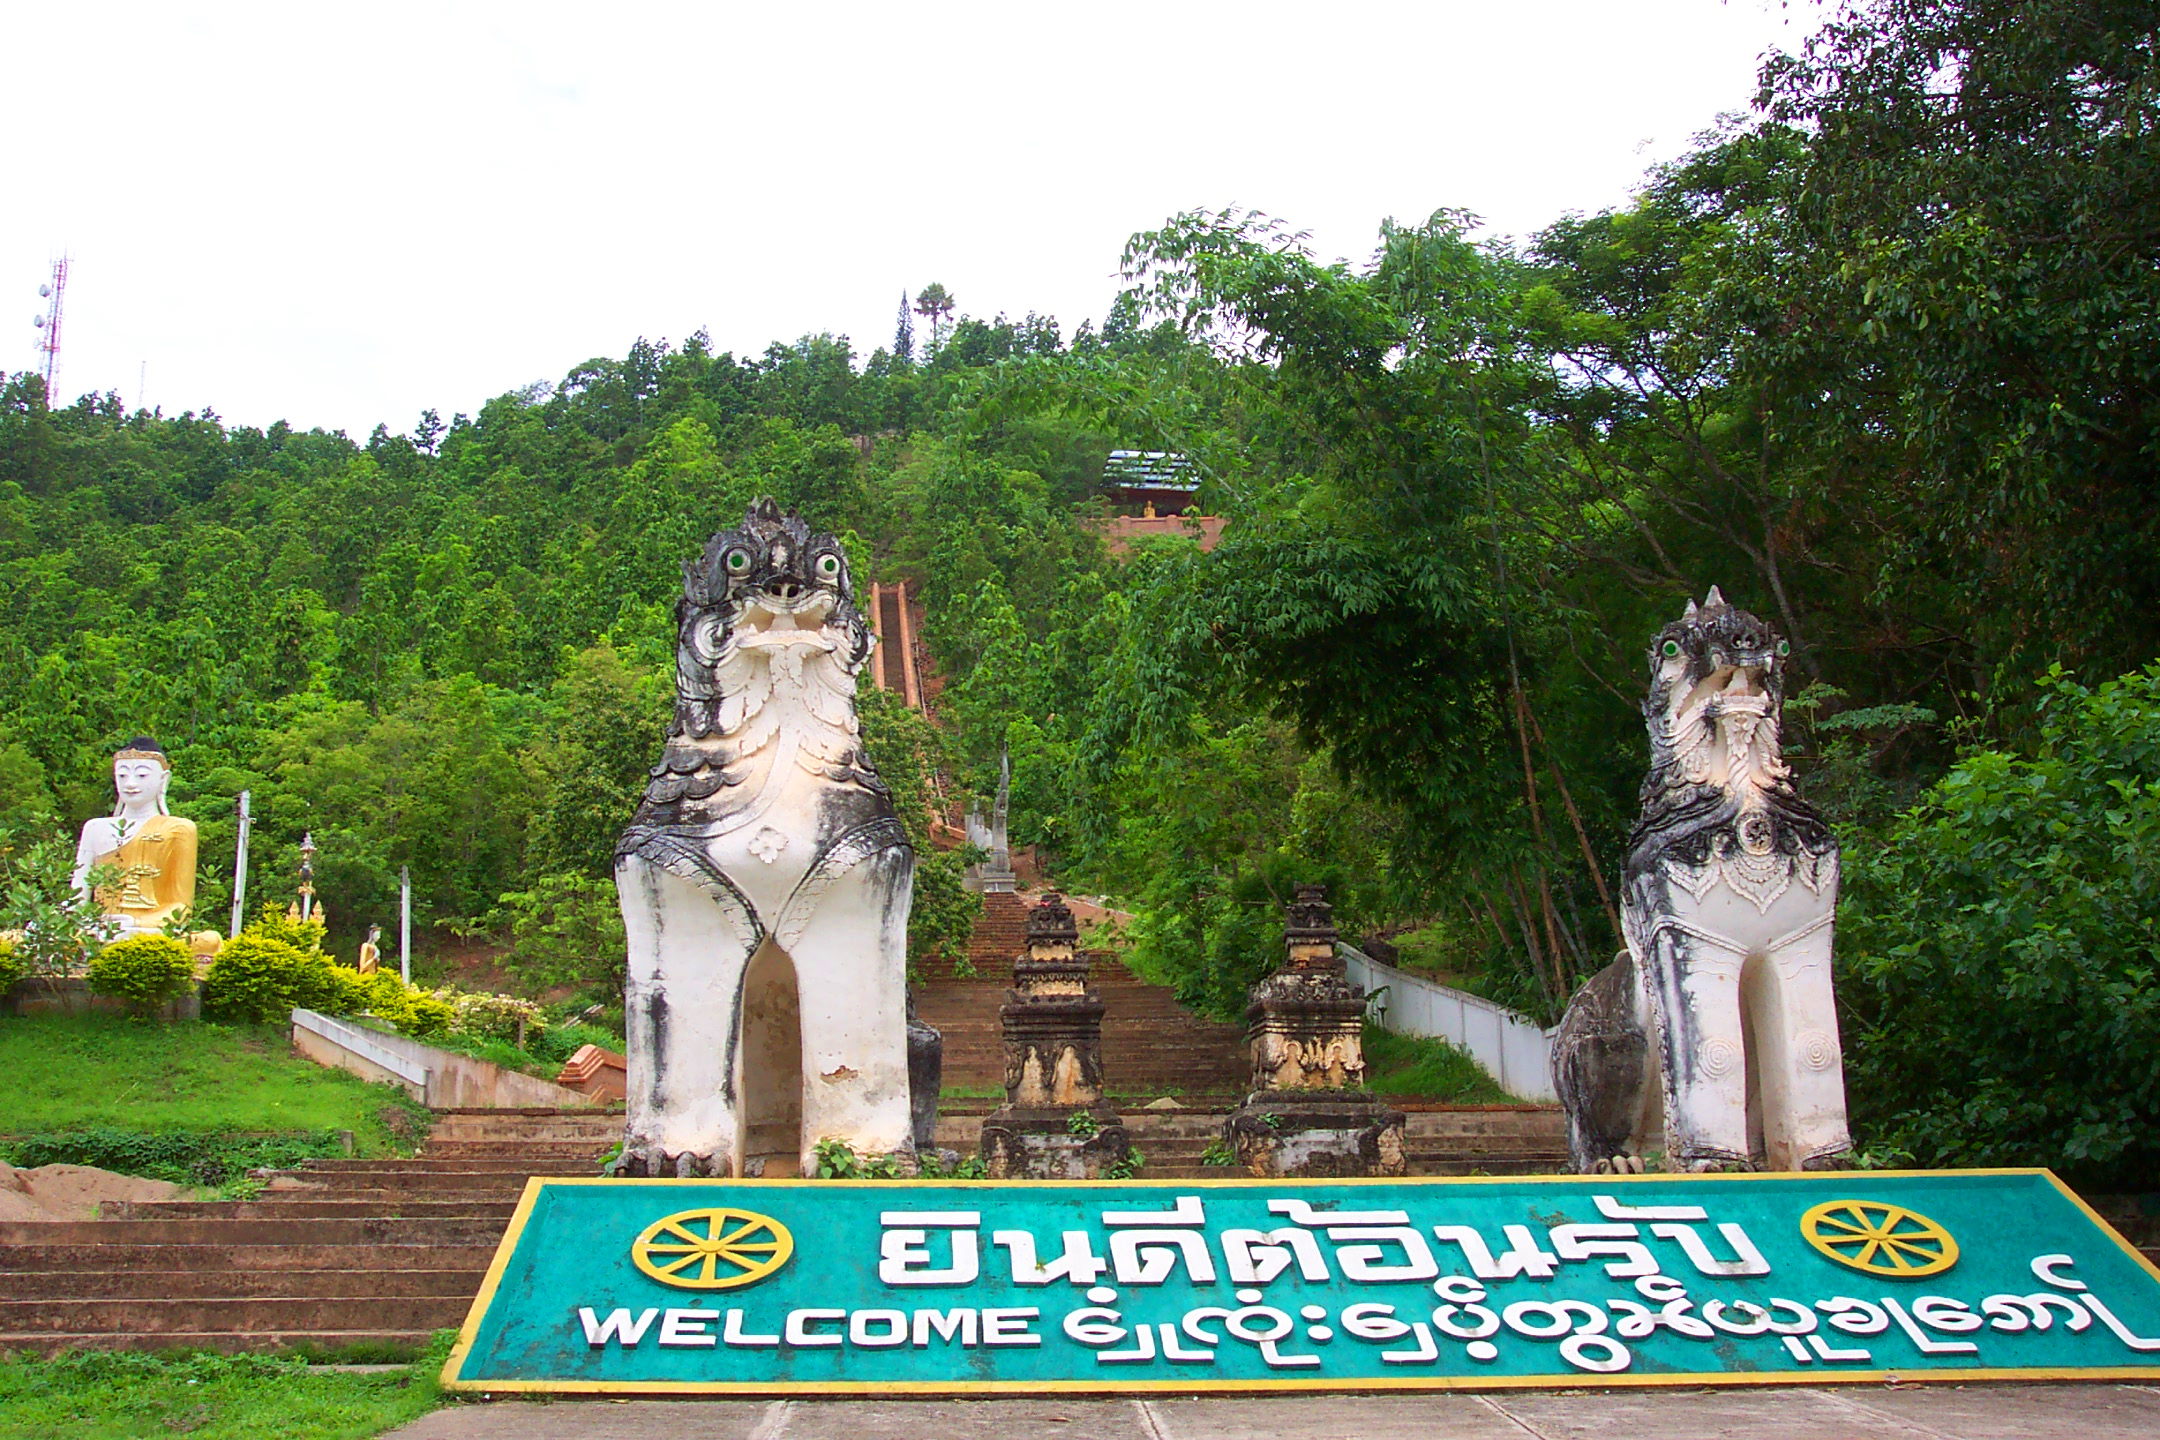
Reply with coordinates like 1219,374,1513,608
6,2,1819,439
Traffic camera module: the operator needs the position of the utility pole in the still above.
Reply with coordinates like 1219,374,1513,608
399,865,411,985
229,791,252,937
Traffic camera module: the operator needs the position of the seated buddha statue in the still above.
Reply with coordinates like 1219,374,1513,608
70,738,202,941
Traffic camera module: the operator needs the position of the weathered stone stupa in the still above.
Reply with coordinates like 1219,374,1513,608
979,891,1132,1178
1225,884,1406,1177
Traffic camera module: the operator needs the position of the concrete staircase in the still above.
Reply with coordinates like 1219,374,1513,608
0,1109,618,1356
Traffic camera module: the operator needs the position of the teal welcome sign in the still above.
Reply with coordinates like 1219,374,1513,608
443,1171,2160,1394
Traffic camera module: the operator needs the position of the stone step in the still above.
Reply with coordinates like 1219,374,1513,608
425,1114,622,1122
1136,1157,1567,1180
0,1218,510,1247
0,1243,500,1274
424,1125,620,1143
0,1267,483,1300
419,1142,613,1161
270,1173,545,1195
291,1159,597,1175
110,1199,519,1221
935,1110,1561,1140
0,1328,434,1359
0,1295,466,1335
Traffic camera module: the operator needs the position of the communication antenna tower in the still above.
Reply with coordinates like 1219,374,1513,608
30,256,67,395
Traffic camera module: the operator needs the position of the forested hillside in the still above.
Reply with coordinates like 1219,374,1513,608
2,0,2153,1183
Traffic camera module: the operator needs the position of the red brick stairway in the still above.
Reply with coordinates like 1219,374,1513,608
5,1106,2152,1355
913,891,1251,1105
0,1108,617,1356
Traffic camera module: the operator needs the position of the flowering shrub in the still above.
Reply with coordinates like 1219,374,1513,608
438,987,546,1042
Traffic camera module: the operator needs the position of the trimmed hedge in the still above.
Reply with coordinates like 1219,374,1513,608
85,934,196,1012
199,933,339,1024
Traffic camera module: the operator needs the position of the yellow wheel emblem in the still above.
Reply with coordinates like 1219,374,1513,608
631,1206,794,1290
1801,1199,1958,1278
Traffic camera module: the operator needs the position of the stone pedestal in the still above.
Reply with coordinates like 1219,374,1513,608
906,990,943,1155
979,892,1131,1179
1226,884,1405,1178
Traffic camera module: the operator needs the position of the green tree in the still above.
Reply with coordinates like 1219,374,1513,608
1839,665,2160,1188
912,283,956,352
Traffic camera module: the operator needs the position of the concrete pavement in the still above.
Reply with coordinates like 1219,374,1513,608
380,1383,2160,1439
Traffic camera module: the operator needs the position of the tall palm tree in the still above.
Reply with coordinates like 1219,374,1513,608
913,283,955,352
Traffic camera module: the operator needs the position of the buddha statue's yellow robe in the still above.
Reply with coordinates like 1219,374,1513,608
87,814,199,935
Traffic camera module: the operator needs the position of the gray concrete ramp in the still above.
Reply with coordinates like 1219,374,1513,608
378,1384,2160,1439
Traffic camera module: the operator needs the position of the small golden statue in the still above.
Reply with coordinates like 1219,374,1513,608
357,923,382,975
70,738,218,956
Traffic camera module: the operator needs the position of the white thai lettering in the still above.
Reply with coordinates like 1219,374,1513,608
1432,1224,1559,1280
1220,1227,1330,1284
993,1229,1109,1286
879,1227,979,1285
1550,1223,1660,1278
1593,1195,1708,1222
1649,1221,1770,1275
1330,1226,1440,1283
1110,1228,1217,1285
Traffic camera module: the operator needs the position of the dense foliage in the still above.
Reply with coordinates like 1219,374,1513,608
0,0,2151,1170
1840,668,2160,1187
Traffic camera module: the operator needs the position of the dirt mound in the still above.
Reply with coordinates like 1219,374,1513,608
0,1162,186,1222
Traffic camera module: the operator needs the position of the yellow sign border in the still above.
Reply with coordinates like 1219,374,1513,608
441,1167,2160,1395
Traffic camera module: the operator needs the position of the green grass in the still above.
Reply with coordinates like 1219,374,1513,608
410,1020,621,1081
0,1334,455,1440
1362,1022,1514,1103
0,1013,431,1159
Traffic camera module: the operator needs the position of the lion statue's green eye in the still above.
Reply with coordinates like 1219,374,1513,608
816,554,840,577
1662,640,1681,658
1777,639,1791,656
725,550,750,572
